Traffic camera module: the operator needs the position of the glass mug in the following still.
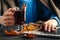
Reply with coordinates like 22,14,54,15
14,4,26,31
14,7,24,25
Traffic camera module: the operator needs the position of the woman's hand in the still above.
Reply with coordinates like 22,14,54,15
1,8,15,26
43,19,58,32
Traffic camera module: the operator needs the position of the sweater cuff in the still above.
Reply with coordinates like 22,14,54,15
50,16,60,26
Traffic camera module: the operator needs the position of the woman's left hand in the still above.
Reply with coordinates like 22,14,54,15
43,19,58,32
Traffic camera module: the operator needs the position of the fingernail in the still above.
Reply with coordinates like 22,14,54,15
48,30,51,32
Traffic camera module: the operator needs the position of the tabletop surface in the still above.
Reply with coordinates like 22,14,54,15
0,25,60,40
0,35,60,40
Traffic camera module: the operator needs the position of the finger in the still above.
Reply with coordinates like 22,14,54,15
7,8,15,13
4,20,15,24
3,16,14,21
52,25,56,32
7,23,15,26
4,23,15,26
6,16,14,20
3,12,14,16
53,27,57,32
48,24,51,32
2,16,15,25
3,20,15,26
44,22,48,31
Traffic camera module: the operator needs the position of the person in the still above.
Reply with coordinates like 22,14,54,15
0,0,60,32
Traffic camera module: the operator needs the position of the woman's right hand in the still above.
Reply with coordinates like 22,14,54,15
1,8,15,26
